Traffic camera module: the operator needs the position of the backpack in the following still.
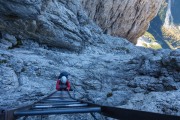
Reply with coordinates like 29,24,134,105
58,71,69,79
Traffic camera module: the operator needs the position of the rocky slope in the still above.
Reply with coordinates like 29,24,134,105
1,33,180,120
81,0,164,44
0,0,180,120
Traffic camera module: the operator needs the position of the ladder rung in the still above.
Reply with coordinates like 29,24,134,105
40,99,77,103
33,103,88,109
48,96,70,98
14,107,101,116
46,98,74,101
35,102,81,106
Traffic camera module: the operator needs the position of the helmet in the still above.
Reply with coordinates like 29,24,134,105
61,76,67,84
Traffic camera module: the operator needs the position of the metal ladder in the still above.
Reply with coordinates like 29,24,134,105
0,91,101,120
1,91,180,120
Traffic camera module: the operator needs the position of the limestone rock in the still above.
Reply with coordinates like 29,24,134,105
121,91,180,116
0,0,102,51
3,33,17,46
0,66,19,92
81,0,164,43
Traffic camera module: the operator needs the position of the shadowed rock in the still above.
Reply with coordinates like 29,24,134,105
0,0,102,51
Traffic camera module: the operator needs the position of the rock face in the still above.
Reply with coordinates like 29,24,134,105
81,0,164,43
171,0,180,25
0,0,102,51
0,0,164,47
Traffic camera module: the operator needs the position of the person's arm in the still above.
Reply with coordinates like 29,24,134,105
66,80,70,91
56,80,60,91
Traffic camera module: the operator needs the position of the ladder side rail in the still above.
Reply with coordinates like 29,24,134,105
101,106,180,120
2,91,57,120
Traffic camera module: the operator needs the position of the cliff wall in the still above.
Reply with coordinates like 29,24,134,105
0,0,163,47
172,0,180,25
81,0,164,43
0,0,102,51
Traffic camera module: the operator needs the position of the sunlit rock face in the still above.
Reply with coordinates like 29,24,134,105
81,0,163,44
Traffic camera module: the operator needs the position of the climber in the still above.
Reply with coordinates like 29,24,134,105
56,71,71,91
